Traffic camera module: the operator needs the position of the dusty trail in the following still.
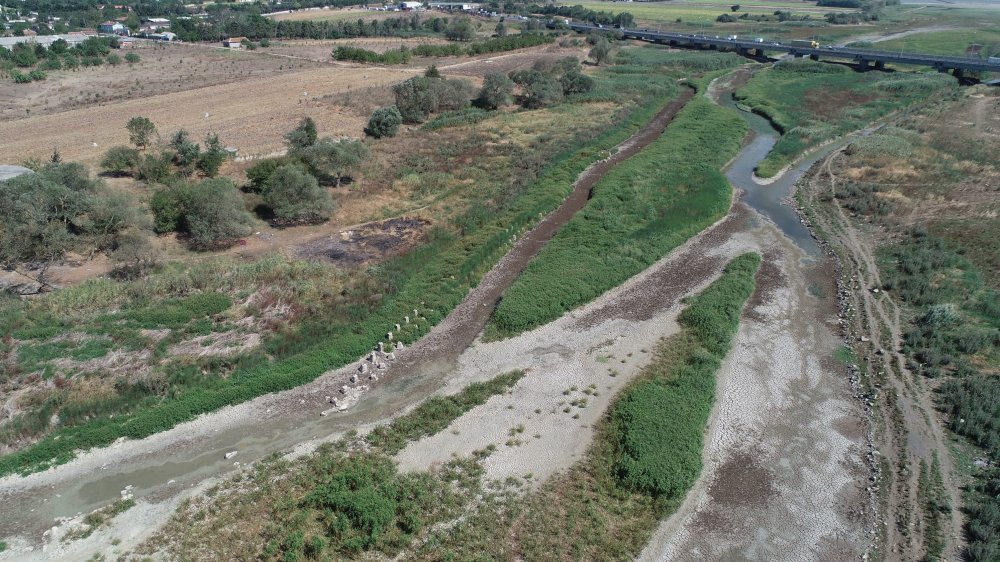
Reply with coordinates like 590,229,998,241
800,150,964,560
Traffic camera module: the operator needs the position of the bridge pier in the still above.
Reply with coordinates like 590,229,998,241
809,53,820,61
874,60,885,70
953,68,964,79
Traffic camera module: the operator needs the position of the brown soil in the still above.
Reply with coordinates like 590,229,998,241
385,87,697,376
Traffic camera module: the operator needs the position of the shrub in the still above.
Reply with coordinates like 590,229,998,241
124,52,140,64
475,72,514,110
11,70,31,84
150,179,254,249
106,53,122,66
262,164,334,226
366,106,402,138
137,152,173,183
29,70,46,81
245,156,294,191
285,117,317,151
509,69,563,109
100,145,141,176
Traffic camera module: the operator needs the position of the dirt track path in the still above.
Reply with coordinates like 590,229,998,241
385,87,696,376
801,150,963,561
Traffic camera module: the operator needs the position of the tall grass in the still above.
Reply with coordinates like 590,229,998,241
488,95,746,339
612,253,760,497
736,61,956,177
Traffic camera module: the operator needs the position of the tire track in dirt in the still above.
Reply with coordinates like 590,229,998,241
801,149,963,561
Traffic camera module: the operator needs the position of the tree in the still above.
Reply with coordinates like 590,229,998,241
731,4,741,11
589,37,611,65
285,117,318,150
495,21,507,37
196,133,227,177
475,72,515,110
366,106,402,138
510,69,563,109
296,139,369,186
262,164,334,226
393,76,439,123
100,145,141,176
169,130,200,176
124,52,140,64
424,64,441,78
245,156,294,192
150,179,253,250
0,163,125,286
445,17,475,42
126,116,156,150
49,38,68,55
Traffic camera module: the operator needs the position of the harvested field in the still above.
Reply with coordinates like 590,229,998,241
0,65,411,166
0,42,321,120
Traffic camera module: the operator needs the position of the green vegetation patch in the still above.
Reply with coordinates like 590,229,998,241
736,60,956,177
612,253,761,497
488,94,746,338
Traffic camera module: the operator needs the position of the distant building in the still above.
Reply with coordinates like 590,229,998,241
98,20,128,35
148,31,177,41
428,2,480,10
399,2,422,10
222,36,245,48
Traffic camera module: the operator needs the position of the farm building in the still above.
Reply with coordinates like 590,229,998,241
147,31,177,41
98,20,129,35
0,32,93,49
223,36,246,48
428,2,481,10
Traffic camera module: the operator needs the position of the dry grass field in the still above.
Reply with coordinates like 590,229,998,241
0,42,323,120
0,65,413,165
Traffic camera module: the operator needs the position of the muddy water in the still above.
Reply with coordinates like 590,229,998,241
0,89,697,547
716,86,832,257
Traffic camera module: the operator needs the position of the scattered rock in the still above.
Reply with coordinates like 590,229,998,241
224,451,237,460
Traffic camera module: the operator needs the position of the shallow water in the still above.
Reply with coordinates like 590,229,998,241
718,94,829,257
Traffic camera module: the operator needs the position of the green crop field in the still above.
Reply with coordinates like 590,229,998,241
874,28,1000,57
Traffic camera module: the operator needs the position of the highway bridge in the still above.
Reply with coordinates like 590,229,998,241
568,23,1000,78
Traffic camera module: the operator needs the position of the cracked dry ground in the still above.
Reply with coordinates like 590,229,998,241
639,208,873,561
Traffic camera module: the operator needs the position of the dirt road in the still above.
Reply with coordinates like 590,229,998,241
796,150,964,561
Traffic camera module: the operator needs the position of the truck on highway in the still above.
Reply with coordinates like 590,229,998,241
989,56,1000,64
790,39,819,48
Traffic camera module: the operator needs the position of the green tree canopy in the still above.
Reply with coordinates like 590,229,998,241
286,116,318,150
475,72,515,110
126,116,156,150
366,106,403,139
150,178,253,250
262,164,334,226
